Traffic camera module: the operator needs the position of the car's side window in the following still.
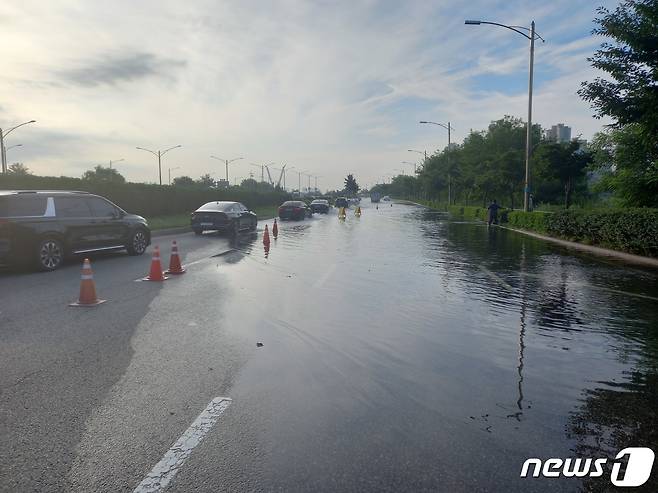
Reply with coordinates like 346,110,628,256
54,197,93,218
3,196,48,217
88,197,118,218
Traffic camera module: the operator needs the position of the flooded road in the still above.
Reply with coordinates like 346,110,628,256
2,200,657,492
172,200,658,491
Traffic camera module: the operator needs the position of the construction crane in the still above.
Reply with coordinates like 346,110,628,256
264,165,275,186
266,164,287,189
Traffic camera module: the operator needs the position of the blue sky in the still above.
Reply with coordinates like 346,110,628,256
0,0,619,190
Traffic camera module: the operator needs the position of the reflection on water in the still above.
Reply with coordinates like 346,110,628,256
219,202,658,490
422,209,658,490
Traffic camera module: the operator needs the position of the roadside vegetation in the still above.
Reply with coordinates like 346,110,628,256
0,173,290,221
371,1,658,257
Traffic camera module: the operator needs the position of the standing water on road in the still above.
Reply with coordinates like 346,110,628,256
193,200,658,492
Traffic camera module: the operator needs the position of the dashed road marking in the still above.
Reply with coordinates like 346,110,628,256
312,263,337,289
133,397,232,493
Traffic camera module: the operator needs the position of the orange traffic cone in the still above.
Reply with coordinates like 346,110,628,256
263,224,271,246
142,246,169,281
272,219,278,238
70,258,106,306
165,240,186,275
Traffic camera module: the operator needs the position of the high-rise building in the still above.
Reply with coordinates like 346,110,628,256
546,123,572,143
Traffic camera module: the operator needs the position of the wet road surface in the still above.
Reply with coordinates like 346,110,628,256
1,201,657,492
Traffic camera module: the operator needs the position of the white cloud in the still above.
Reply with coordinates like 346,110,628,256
0,0,618,189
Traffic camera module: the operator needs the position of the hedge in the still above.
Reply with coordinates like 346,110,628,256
448,205,510,223
0,174,290,218
459,206,658,258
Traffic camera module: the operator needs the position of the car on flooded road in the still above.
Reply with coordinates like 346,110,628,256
310,199,330,214
191,201,257,235
278,200,311,220
334,197,349,208
0,190,150,271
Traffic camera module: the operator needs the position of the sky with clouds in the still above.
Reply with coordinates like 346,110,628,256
0,0,618,190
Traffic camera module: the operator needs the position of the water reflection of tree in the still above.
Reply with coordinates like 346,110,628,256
567,364,658,492
534,259,583,333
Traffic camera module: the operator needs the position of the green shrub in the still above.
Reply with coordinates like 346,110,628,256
0,174,290,217
545,209,658,257
450,204,658,257
507,211,550,232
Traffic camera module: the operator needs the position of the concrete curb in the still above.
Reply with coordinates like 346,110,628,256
500,226,658,269
152,226,192,238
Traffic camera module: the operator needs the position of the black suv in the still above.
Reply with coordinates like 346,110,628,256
0,191,151,271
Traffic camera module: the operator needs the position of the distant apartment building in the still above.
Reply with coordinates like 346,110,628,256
545,123,572,143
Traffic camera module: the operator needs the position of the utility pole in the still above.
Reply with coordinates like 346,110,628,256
136,145,181,185
524,21,536,212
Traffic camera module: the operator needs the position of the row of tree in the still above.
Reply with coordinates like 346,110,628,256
373,0,658,209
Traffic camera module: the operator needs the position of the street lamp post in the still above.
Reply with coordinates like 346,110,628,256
465,19,544,211
420,121,453,203
168,166,181,185
210,155,244,183
1,120,36,174
136,145,182,185
109,158,124,169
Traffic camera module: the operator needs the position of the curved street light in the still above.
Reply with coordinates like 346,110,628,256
1,120,36,174
465,19,544,211
168,166,181,185
210,155,243,183
136,145,182,185
109,158,124,169
420,120,454,203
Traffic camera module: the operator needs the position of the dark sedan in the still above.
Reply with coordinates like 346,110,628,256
278,201,311,220
191,201,257,235
334,197,349,208
310,199,330,214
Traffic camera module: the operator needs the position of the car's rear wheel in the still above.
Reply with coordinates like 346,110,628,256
193,228,203,235
36,237,64,271
127,229,148,255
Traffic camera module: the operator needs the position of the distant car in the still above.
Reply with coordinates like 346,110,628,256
191,201,257,235
310,199,330,214
370,191,381,203
0,190,150,271
382,195,391,202
334,197,349,208
278,201,311,220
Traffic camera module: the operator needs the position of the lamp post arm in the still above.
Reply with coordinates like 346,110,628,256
136,147,158,157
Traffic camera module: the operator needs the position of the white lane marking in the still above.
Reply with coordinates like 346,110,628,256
478,265,514,291
312,263,337,289
133,397,232,493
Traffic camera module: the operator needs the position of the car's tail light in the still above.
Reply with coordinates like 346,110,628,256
278,207,284,213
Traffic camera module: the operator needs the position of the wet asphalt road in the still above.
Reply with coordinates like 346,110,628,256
1,200,658,492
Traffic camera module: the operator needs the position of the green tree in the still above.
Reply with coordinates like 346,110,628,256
7,162,31,175
172,175,195,187
82,165,125,184
590,125,658,207
534,141,593,208
578,1,658,206
197,174,215,187
344,174,359,196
